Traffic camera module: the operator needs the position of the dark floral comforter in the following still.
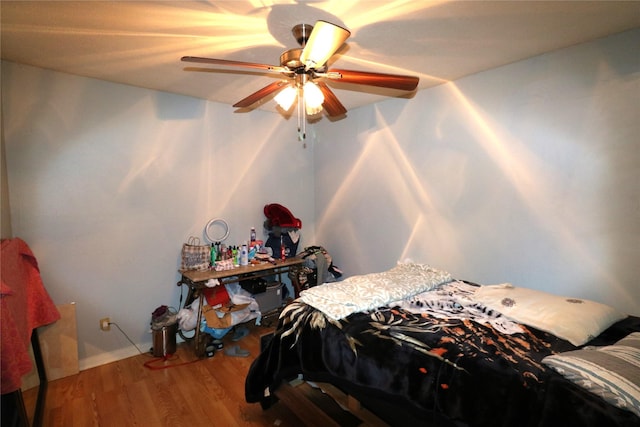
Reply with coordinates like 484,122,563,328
245,300,640,427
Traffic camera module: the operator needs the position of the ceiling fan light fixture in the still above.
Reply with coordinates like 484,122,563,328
305,103,324,116
274,85,297,111
303,81,324,109
305,105,322,116
300,21,350,70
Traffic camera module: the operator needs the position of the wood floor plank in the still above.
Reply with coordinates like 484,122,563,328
67,395,99,427
34,323,313,426
93,389,133,427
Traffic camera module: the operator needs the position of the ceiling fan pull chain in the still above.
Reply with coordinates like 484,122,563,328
298,86,306,141
302,87,306,140
297,87,301,139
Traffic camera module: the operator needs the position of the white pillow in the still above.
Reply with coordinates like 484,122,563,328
471,283,626,346
543,332,640,417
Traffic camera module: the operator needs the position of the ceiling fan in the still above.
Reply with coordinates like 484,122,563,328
181,21,419,139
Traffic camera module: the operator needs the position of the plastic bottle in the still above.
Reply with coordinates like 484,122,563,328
240,243,249,266
250,227,256,243
210,243,216,267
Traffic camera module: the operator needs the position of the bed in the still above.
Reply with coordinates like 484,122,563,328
245,263,640,426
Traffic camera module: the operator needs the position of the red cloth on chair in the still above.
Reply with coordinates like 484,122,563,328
1,238,60,394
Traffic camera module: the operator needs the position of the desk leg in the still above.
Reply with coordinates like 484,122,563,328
194,292,204,357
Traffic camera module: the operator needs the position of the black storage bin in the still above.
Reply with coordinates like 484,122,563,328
240,277,267,294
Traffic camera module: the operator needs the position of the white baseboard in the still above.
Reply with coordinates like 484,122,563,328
78,335,186,371
79,345,146,371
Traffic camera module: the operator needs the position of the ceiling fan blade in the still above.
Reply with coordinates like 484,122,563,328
316,82,347,117
233,81,290,108
300,21,350,70
181,56,287,74
327,69,419,91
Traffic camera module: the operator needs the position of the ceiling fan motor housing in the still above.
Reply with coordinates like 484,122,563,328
280,48,328,75
280,48,304,69
292,23,314,47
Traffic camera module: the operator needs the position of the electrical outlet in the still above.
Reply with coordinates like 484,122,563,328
100,317,111,331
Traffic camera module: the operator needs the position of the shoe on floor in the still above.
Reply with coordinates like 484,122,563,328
231,327,249,342
224,345,250,358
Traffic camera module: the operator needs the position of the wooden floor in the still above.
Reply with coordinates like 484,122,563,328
23,321,306,427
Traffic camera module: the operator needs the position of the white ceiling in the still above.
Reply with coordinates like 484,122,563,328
2,1,639,115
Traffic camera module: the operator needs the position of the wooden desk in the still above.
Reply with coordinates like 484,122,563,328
177,257,303,356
